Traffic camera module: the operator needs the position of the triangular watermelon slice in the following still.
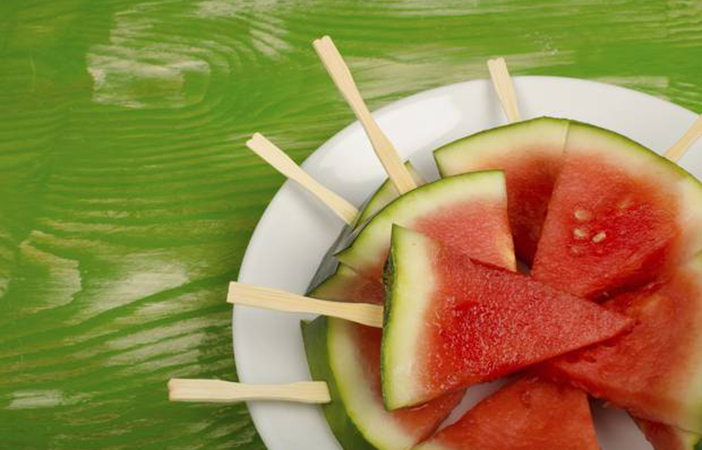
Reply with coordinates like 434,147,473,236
532,121,702,300
336,170,516,279
302,173,517,450
540,253,702,433
634,418,702,450
414,377,600,450
381,226,633,409
434,117,568,265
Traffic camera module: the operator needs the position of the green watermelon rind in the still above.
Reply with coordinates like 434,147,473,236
433,116,569,177
336,170,515,273
301,317,378,450
381,226,439,410
356,161,426,225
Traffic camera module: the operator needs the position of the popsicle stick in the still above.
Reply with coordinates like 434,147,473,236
168,379,331,404
246,133,358,224
664,114,702,162
488,58,520,123
313,35,416,195
228,281,383,328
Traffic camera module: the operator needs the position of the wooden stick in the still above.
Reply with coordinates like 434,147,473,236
246,133,358,224
228,281,383,328
168,379,331,404
313,35,416,195
664,114,702,162
488,58,520,123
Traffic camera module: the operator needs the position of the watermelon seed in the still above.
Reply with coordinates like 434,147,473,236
592,231,607,243
573,228,588,240
574,209,592,221
569,245,583,255
617,197,633,209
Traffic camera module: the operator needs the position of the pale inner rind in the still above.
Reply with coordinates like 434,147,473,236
384,228,438,409
328,318,416,450
434,117,569,176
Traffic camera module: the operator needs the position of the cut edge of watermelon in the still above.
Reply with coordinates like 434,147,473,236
382,225,438,410
336,170,514,273
433,116,568,177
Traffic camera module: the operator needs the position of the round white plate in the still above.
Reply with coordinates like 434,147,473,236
234,76,702,450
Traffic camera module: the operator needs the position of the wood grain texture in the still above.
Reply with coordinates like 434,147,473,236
1,0,702,449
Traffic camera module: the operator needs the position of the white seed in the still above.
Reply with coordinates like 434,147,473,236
573,228,588,239
592,231,607,243
617,197,633,209
574,209,592,221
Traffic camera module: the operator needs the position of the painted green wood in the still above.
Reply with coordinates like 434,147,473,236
1,0,702,448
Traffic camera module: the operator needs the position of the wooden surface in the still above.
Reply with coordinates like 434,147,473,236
1,1,702,449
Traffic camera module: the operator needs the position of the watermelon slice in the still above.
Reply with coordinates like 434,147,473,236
381,226,633,409
540,253,702,433
532,121,702,300
414,377,599,450
434,117,568,264
634,418,702,450
301,172,517,450
336,170,516,279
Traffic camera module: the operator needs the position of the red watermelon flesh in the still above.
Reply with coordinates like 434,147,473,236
540,254,702,433
381,226,633,409
532,121,702,300
634,418,702,450
434,117,568,265
336,171,515,282
414,377,599,450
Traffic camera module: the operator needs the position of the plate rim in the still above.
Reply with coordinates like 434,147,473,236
234,75,700,450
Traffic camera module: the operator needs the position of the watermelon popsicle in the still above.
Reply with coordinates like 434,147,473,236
531,121,702,300
301,171,517,450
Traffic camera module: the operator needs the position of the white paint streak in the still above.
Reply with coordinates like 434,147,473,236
87,2,211,109
8,390,64,409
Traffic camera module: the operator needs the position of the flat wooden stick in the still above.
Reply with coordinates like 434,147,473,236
246,133,358,224
168,379,331,404
488,58,520,123
228,281,383,328
313,35,416,195
664,114,702,162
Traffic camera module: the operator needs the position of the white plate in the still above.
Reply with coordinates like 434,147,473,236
234,76,702,450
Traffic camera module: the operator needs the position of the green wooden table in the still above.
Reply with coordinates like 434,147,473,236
1,1,701,448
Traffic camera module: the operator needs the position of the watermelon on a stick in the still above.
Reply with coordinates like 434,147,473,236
532,121,702,300
414,377,600,450
336,170,516,279
303,171,517,450
381,226,633,409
